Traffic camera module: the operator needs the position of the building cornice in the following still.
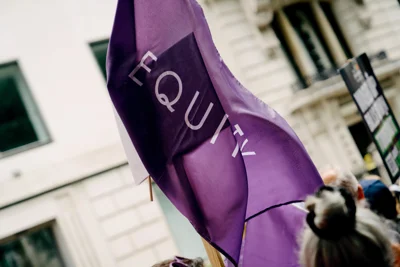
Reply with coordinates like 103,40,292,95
240,0,333,29
289,60,400,113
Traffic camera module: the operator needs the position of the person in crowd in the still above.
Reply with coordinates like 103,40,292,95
360,178,400,243
320,166,364,201
360,178,398,221
153,256,204,267
321,167,400,242
300,185,394,267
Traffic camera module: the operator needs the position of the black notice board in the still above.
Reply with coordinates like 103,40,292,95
339,53,400,183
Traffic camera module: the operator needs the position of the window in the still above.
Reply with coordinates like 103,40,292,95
0,62,49,156
90,40,109,80
0,224,65,267
272,2,352,90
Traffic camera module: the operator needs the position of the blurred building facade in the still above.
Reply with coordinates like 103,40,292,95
204,0,400,178
0,0,400,266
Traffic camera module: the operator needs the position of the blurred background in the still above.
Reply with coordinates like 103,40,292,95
0,0,400,266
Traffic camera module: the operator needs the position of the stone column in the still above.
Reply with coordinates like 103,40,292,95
275,9,317,84
311,0,348,65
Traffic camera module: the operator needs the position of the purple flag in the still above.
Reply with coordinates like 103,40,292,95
241,205,307,266
107,0,322,265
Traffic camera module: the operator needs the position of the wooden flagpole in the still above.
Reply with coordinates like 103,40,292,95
148,176,154,202
148,176,223,266
201,238,224,267
203,223,246,266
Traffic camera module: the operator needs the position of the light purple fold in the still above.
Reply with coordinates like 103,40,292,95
241,205,306,266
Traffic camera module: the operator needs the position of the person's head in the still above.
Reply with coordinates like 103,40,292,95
153,256,204,267
300,186,393,267
360,179,398,220
320,166,364,201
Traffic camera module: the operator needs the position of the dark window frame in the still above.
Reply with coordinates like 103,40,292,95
272,2,353,90
0,61,51,158
320,2,353,59
285,3,337,72
0,221,66,267
89,40,109,80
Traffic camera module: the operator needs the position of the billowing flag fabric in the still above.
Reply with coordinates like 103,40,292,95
228,204,307,267
106,0,322,265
